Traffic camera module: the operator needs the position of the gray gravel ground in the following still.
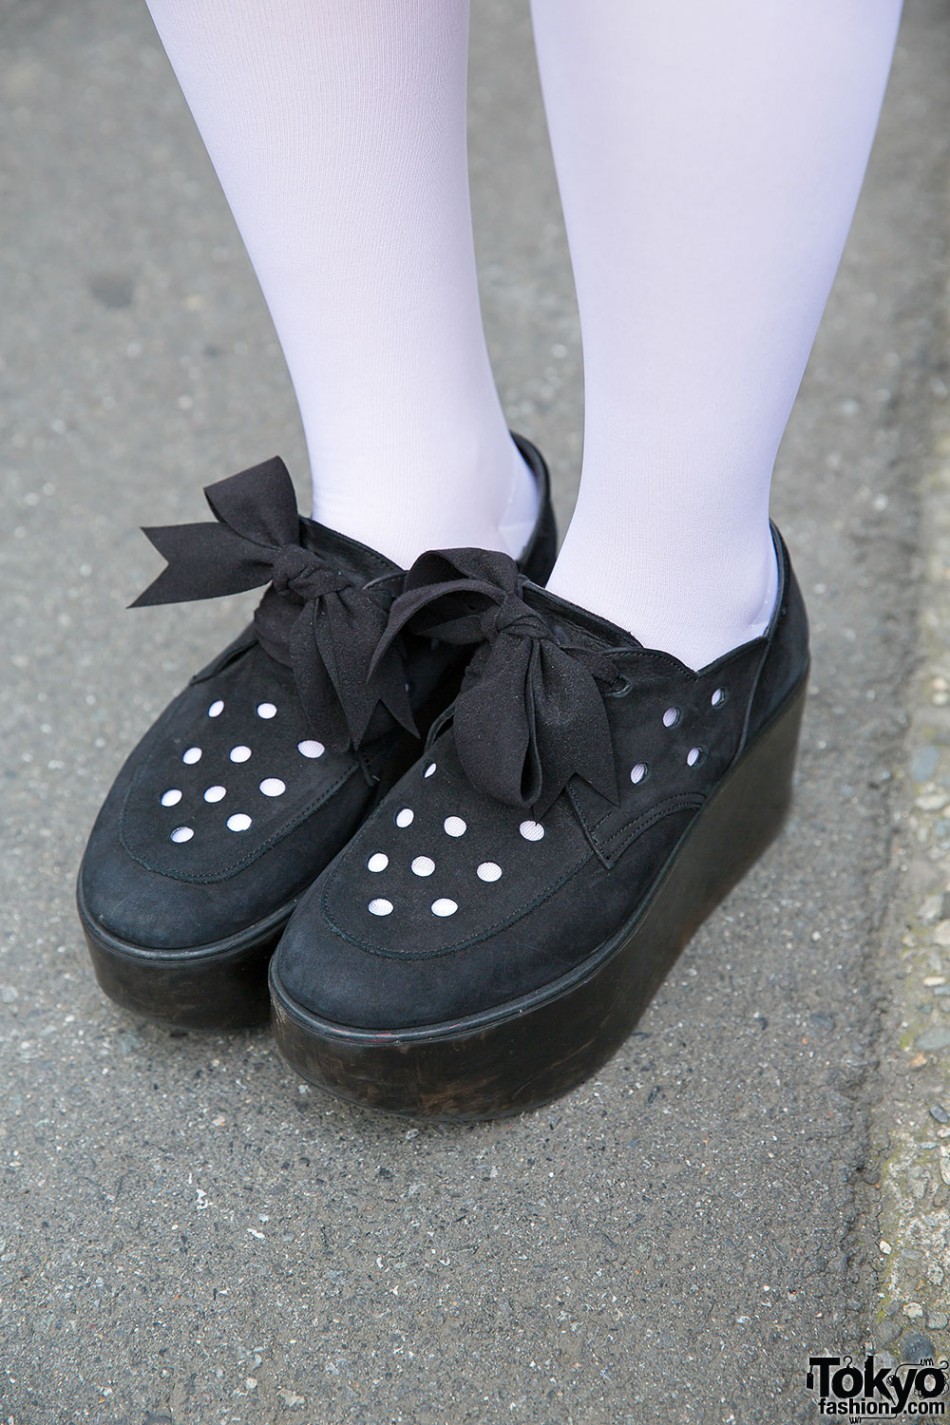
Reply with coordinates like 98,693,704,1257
2,2,949,1421
870,243,950,1357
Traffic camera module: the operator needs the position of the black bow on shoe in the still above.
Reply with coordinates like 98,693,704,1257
131,458,414,751
374,549,619,817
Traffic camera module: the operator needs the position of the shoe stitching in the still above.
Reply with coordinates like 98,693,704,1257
120,757,358,884
319,835,593,961
596,793,706,867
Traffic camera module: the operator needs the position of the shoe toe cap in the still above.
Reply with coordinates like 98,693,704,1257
274,887,440,1029
78,646,377,952
79,823,268,951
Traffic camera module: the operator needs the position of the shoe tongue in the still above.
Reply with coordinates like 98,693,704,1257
298,516,404,583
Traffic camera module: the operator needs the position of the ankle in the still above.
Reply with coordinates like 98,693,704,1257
547,526,779,670
308,431,540,568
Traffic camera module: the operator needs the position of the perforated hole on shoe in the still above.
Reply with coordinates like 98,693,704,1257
662,707,680,728
297,740,324,759
170,826,193,843
204,785,226,803
477,862,502,882
711,687,727,708
161,789,182,807
424,762,437,778
630,763,648,785
686,747,706,767
444,816,467,838
259,778,286,797
367,853,388,873
519,820,544,842
369,898,393,916
226,813,252,832
208,700,224,718
412,856,435,877
256,702,277,719
395,808,414,828
229,745,251,763
182,747,202,765
431,898,458,917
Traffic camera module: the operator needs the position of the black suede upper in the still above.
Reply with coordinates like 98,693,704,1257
273,526,809,1029
79,437,556,954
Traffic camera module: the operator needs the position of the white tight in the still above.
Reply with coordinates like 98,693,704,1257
535,0,902,665
145,1,538,567
146,0,901,666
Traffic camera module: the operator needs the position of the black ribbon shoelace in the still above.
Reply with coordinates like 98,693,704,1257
131,457,414,751
374,549,619,817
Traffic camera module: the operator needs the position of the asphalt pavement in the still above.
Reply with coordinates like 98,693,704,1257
2,2,949,1421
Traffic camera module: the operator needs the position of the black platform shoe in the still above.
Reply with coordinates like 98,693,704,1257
270,528,808,1118
78,437,556,1029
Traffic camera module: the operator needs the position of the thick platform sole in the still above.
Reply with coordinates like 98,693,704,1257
270,673,809,1121
78,880,296,1030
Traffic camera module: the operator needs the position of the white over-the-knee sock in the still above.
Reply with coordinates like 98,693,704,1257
145,0,537,567
532,0,901,669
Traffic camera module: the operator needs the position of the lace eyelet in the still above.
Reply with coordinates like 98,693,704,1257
607,674,633,698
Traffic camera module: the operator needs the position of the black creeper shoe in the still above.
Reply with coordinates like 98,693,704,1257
77,437,555,1029
269,528,809,1118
